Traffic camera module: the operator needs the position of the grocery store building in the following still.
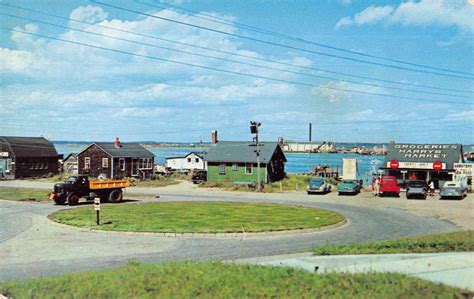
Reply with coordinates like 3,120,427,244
381,143,465,188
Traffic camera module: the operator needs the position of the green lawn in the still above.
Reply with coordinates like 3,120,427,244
49,202,345,233
201,174,338,193
0,187,51,202
313,230,474,255
133,175,184,187
0,261,465,298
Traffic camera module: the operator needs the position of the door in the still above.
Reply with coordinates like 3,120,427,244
131,158,138,176
0,159,6,178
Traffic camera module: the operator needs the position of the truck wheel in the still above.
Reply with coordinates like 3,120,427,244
54,197,66,205
67,193,80,206
108,189,123,203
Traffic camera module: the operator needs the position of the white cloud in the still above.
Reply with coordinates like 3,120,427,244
70,5,108,24
444,110,474,122
312,80,387,103
0,48,34,73
346,109,399,121
335,0,474,33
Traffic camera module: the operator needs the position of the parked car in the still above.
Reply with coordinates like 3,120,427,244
191,170,207,184
440,181,468,199
406,180,428,199
307,177,331,194
379,175,400,197
337,179,360,195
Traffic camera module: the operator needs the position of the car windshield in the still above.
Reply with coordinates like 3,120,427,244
67,176,77,183
443,187,459,192
408,181,426,188
310,180,324,186
382,177,395,182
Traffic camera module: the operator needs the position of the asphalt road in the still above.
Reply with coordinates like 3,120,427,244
0,189,461,281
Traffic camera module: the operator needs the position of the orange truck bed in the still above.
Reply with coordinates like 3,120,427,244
89,179,131,190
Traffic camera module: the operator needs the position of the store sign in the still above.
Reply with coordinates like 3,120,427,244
393,144,458,159
433,161,443,171
0,152,8,157
453,163,474,176
386,161,446,170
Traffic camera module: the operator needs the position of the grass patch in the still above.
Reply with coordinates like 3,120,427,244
0,187,50,202
0,261,465,298
313,230,474,255
201,174,338,193
49,202,345,233
133,175,184,188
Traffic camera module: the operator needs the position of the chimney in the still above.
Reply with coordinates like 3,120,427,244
114,137,122,148
211,130,218,144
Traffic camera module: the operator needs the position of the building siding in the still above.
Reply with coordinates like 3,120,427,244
207,162,267,183
78,144,112,178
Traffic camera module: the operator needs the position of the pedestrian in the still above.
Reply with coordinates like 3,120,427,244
429,180,435,196
374,176,380,196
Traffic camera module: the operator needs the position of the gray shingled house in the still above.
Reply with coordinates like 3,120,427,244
0,136,59,179
77,138,155,179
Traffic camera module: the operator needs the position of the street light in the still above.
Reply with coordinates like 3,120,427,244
250,121,262,192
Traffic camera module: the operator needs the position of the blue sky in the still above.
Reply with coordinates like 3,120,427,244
0,0,473,143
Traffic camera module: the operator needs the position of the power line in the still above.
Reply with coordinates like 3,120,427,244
92,0,474,80
140,0,473,77
2,12,470,100
1,26,470,106
1,3,471,95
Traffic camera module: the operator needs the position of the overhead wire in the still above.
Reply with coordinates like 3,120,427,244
1,26,470,106
92,0,474,80
1,2,472,95
140,0,473,77
2,12,471,100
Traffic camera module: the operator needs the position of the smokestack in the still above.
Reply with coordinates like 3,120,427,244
211,130,218,144
114,137,122,148
309,123,312,142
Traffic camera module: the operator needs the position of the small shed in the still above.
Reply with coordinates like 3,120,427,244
63,153,78,175
0,136,59,179
77,138,155,179
165,152,206,173
205,141,286,184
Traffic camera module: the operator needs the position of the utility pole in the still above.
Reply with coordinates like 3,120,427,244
250,121,262,192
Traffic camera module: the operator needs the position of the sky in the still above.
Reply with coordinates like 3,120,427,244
0,0,473,144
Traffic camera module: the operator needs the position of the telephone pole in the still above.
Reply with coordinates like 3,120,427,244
250,121,262,192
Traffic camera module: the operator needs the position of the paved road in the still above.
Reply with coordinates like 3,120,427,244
0,187,461,281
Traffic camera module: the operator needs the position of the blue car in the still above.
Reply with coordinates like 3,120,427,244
307,177,331,194
337,179,361,195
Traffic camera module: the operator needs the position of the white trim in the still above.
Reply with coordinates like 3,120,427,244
84,157,91,170
245,163,253,175
102,158,109,168
76,143,113,157
119,158,125,171
218,163,226,174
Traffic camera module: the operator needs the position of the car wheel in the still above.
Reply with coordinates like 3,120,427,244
108,189,123,203
54,196,66,205
67,193,79,206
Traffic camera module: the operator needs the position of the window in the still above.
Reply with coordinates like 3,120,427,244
119,158,125,171
6,159,12,171
102,158,108,168
138,158,152,169
195,158,199,163
187,158,192,163
84,157,90,170
245,163,253,175
148,159,153,169
232,163,238,171
219,163,226,174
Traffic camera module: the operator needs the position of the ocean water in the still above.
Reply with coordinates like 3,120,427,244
55,143,384,182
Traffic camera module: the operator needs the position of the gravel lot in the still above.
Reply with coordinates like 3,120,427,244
0,180,469,281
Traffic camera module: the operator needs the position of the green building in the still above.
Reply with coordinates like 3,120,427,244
205,141,286,184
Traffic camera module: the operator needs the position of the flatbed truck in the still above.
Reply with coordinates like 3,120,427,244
50,175,131,205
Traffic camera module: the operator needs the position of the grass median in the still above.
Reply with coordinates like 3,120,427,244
0,261,466,298
0,187,51,202
313,230,474,255
49,201,345,233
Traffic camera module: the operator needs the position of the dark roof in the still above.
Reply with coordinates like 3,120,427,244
80,142,154,158
383,143,464,170
0,136,58,157
205,141,286,164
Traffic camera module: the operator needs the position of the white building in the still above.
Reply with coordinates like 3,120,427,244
165,152,206,173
